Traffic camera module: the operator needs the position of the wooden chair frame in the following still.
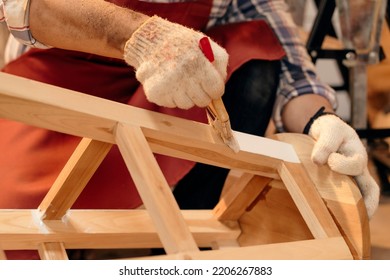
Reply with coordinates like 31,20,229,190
0,72,369,260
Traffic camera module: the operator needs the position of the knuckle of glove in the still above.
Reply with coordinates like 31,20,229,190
200,68,225,100
138,65,179,108
183,82,211,108
174,94,196,109
311,145,332,165
143,82,175,108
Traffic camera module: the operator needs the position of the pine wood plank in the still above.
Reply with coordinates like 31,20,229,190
133,237,353,260
0,210,239,250
38,138,112,220
278,161,341,239
38,242,68,260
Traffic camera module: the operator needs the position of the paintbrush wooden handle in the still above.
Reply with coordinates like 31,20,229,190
209,98,229,123
199,37,229,123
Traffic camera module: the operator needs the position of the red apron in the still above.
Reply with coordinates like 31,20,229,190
0,1,285,211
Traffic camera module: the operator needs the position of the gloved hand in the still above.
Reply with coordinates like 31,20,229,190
124,16,229,109
308,113,380,219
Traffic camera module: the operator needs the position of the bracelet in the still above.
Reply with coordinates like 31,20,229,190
303,106,337,134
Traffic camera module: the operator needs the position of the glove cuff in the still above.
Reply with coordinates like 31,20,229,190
303,106,338,134
123,16,178,68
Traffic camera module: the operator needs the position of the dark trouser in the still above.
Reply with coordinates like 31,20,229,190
173,59,281,209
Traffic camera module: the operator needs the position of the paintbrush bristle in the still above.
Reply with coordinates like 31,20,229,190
206,108,240,153
223,135,240,153
219,122,240,153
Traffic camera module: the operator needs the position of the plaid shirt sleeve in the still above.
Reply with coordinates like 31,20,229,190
0,0,49,48
209,0,337,132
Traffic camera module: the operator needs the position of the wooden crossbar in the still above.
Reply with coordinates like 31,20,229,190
132,237,353,260
0,210,239,250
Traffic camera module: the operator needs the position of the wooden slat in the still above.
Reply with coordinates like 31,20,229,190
0,249,6,260
38,138,112,220
213,173,272,221
38,242,68,260
0,210,240,250
115,123,199,254
133,237,353,260
278,161,341,239
0,72,289,179
210,239,240,250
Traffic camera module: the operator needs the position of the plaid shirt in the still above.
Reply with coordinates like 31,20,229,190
1,0,337,131
0,0,48,48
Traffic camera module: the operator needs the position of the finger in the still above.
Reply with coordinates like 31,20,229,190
210,43,229,79
198,66,225,101
144,86,176,108
354,170,380,219
173,90,196,109
327,152,365,176
182,77,213,108
135,61,155,83
311,132,344,165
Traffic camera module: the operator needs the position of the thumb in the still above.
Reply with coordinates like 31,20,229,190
354,170,380,219
327,152,365,176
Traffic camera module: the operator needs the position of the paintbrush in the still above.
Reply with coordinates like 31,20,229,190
199,37,240,153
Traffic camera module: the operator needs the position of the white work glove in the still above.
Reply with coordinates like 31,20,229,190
124,16,228,109
308,111,380,219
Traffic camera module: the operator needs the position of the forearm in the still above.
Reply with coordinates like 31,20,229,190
281,94,334,133
29,0,149,58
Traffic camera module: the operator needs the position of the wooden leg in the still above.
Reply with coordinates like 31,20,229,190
115,123,199,255
0,249,6,260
